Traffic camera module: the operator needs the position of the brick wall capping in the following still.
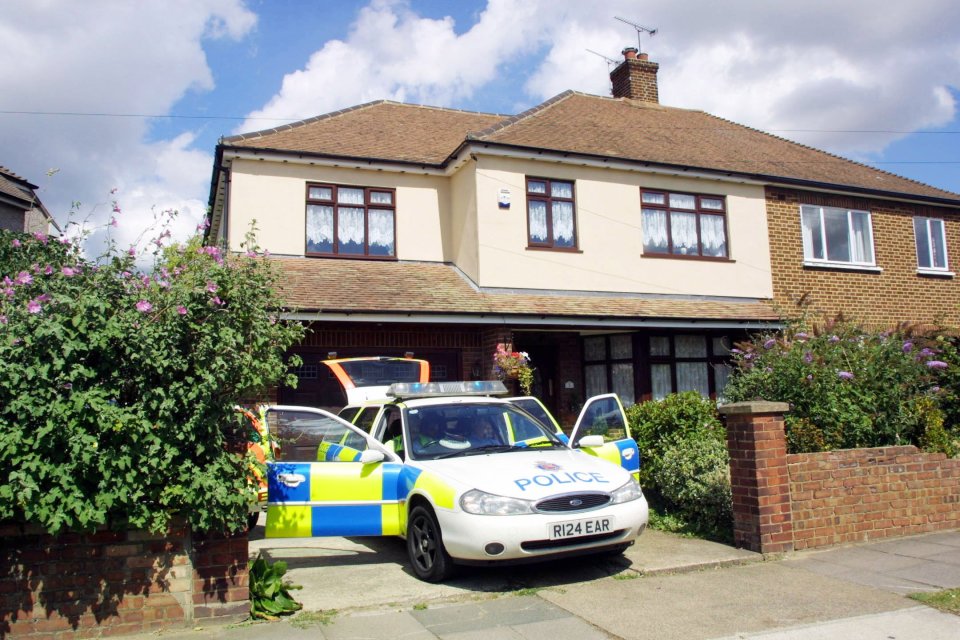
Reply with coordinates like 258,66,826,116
719,401,790,415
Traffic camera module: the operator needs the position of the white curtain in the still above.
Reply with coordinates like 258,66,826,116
642,210,668,253
612,363,635,406
610,334,633,359
649,336,670,356
337,188,365,205
669,193,696,209
528,201,547,242
306,205,334,251
553,201,575,246
584,336,606,361
670,212,697,254
370,191,393,205
700,215,727,257
368,209,395,255
651,364,672,400
338,207,365,251
675,335,706,358
585,364,607,397
850,211,873,263
677,362,709,395
551,181,573,198
713,363,732,402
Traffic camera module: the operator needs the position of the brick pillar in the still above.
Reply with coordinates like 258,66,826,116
718,401,793,554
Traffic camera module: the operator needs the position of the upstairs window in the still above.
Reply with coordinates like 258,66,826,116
305,184,396,258
914,217,949,272
800,205,875,267
526,178,577,249
641,190,728,258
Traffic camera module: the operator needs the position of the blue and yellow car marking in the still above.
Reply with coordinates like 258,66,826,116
317,442,362,462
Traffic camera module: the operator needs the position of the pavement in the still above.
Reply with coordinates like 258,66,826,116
144,523,960,640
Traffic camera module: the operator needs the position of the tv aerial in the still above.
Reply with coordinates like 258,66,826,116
614,16,657,54
586,48,619,70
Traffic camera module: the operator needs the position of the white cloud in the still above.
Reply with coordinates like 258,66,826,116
0,0,256,253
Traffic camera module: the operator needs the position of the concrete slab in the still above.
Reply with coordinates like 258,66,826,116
865,538,959,558
537,562,913,640
921,531,960,548
889,560,960,590
709,606,960,639
321,610,435,640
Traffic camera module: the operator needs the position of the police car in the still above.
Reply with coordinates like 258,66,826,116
262,379,648,582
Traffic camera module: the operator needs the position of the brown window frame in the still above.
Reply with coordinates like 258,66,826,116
640,189,729,260
644,333,732,401
526,177,578,251
305,183,397,259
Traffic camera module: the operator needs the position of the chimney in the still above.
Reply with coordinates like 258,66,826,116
610,47,659,103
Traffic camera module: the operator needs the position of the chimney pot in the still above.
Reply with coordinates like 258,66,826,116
622,47,638,60
638,52,649,61
610,47,660,104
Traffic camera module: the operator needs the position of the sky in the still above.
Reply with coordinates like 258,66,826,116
2,0,959,253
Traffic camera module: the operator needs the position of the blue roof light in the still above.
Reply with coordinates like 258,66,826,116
386,380,509,399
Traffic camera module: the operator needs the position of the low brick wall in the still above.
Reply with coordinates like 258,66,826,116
0,522,248,639
788,446,960,550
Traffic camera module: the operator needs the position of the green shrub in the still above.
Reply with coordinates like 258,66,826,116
627,392,731,541
724,315,955,453
0,212,304,535
249,553,303,620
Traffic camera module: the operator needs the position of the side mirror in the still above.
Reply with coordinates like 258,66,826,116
578,435,605,448
359,449,386,465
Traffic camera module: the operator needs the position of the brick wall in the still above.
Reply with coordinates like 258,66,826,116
788,446,960,550
766,187,960,327
721,401,960,554
0,523,248,638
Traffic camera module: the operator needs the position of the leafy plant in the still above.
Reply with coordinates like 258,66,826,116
0,205,304,535
249,554,303,620
723,313,957,454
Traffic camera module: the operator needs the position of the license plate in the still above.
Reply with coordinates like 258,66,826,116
548,516,614,540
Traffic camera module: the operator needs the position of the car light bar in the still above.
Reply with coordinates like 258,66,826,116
386,380,509,399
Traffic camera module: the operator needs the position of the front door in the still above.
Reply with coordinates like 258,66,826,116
263,405,404,538
568,394,641,482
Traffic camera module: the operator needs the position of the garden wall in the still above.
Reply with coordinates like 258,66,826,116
0,522,248,638
720,402,960,554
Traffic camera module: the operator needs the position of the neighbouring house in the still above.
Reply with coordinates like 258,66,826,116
0,166,58,235
206,48,960,423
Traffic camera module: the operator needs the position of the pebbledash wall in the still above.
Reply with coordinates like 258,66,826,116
720,402,960,554
0,522,248,638
766,187,960,327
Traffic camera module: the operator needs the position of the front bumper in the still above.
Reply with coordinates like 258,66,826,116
435,495,649,562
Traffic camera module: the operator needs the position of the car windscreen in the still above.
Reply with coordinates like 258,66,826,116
337,360,423,387
404,403,565,460
509,398,556,431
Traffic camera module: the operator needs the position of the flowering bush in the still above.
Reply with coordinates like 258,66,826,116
724,314,957,454
493,344,534,395
0,208,303,535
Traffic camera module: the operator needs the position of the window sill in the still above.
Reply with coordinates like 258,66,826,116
642,253,734,263
802,261,882,273
525,246,583,254
917,268,954,278
304,252,398,261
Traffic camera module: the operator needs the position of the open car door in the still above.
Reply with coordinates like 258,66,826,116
263,405,404,538
506,396,567,444
322,357,430,404
569,394,640,482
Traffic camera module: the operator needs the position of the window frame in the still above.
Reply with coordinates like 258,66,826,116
646,334,731,401
304,183,397,259
913,216,950,274
800,204,876,268
525,177,579,251
640,189,730,260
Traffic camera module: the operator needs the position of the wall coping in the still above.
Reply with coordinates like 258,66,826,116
718,401,790,415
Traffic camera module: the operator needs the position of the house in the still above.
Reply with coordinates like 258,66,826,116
0,166,58,234
206,48,960,423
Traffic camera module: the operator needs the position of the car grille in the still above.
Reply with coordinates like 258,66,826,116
521,530,626,551
535,492,610,513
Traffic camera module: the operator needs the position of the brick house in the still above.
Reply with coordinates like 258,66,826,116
0,166,58,234
206,48,960,423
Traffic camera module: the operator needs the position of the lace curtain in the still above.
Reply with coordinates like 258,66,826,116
671,212,697,254
368,210,395,255
306,205,334,252
700,214,727,257
553,201,575,246
528,201,547,242
642,210,668,253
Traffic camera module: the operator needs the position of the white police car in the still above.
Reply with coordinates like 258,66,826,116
262,381,648,582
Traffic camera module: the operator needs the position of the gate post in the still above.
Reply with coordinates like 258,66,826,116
718,401,793,554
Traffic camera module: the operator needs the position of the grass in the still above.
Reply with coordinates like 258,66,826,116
909,588,960,615
612,572,639,581
413,602,428,610
289,609,338,628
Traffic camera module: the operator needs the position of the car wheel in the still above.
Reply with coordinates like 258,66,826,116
247,512,260,531
407,505,454,582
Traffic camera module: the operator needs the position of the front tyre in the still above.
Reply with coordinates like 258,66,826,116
407,505,454,582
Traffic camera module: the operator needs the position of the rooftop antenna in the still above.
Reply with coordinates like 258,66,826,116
586,48,618,70
614,16,657,54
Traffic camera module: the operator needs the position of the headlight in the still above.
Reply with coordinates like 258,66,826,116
460,489,536,515
610,479,643,504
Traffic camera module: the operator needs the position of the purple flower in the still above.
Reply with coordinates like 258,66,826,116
11,239,20,248
14,271,32,285
245,250,257,258
62,267,77,277
763,338,776,349
829,335,840,343
135,300,153,313
128,246,137,257
32,232,48,244
0,315,6,324
58,236,71,245
795,332,808,340
920,348,936,357
43,265,53,275
27,299,42,314
110,217,118,227
206,281,218,294
176,305,187,315
806,374,813,381
63,383,73,390
926,360,948,369
838,371,854,380
210,296,223,306
731,348,743,354
803,351,813,363
902,341,914,353
931,386,941,393
3,288,13,298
